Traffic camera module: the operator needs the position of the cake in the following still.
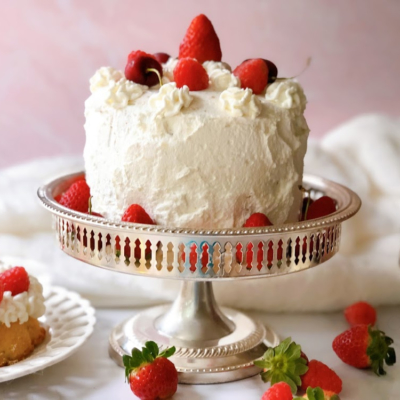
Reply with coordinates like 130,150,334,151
83,14,309,229
0,264,46,366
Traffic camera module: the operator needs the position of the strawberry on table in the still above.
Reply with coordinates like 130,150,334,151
59,179,91,213
332,325,396,375
295,386,340,400
123,341,178,400
300,360,342,394
233,59,269,94
344,301,377,327
0,266,30,296
179,14,222,63
254,337,309,393
174,58,209,91
261,381,293,400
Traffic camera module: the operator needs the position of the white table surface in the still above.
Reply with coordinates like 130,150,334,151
1,306,399,400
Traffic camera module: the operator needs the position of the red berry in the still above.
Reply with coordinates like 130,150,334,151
54,194,62,203
179,14,222,63
306,196,336,220
121,204,155,225
243,213,272,228
332,325,396,375
233,59,269,94
344,301,377,327
124,342,177,400
244,58,278,83
153,52,171,64
0,267,30,296
173,58,209,91
125,52,163,86
59,179,91,213
261,382,292,400
0,281,4,303
300,360,342,394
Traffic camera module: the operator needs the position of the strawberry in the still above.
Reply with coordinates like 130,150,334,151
0,266,30,296
59,179,91,213
0,281,4,303
179,14,222,63
244,212,272,228
300,360,342,394
123,341,178,400
344,301,377,327
233,59,269,94
332,325,396,375
305,196,336,220
254,337,309,393
261,381,292,400
121,204,155,225
295,386,340,400
173,58,209,91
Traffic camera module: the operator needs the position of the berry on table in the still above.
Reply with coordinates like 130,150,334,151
305,196,336,220
179,14,222,63
261,381,292,400
254,337,309,393
300,360,342,394
344,301,377,327
233,59,269,94
123,341,178,400
0,266,30,296
59,179,91,213
153,52,171,64
174,58,209,91
125,51,163,87
332,325,396,375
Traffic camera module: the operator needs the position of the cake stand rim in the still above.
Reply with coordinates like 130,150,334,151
37,171,361,237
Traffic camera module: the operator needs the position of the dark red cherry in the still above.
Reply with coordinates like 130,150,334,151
153,52,171,64
125,55,163,87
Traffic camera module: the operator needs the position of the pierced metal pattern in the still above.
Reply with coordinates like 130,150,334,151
39,173,360,281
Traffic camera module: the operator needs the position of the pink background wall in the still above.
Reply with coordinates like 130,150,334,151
1,0,399,168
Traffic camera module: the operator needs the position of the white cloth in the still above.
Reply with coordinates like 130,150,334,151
0,114,399,310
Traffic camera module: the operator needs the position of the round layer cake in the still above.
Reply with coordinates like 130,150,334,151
84,62,309,229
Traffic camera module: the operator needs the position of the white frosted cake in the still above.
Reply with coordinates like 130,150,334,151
84,15,309,229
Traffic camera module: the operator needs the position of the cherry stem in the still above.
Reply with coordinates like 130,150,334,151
276,57,312,81
88,196,93,214
146,68,163,87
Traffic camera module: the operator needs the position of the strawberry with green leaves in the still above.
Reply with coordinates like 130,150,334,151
332,325,396,375
295,386,340,400
123,341,178,400
254,337,309,393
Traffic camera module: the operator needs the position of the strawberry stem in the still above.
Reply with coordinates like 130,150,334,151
146,68,163,86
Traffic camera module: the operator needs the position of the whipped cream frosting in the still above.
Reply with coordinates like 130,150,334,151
84,83,309,228
203,61,240,91
0,265,46,328
265,79,307,111
149,82,193,117
219,87,261,118
162,57,179,81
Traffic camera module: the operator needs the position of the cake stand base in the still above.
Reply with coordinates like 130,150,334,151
108,282,280,384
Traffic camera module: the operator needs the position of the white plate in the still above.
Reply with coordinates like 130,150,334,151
0,285,96,382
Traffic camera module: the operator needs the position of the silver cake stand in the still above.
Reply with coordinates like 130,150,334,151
38,173,361,384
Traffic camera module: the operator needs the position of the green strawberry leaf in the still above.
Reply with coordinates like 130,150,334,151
145,341,159,359
159,346,176,358
142,347,154,363
254,337,309,394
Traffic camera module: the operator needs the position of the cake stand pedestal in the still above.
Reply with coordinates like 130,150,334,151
38,174,361,384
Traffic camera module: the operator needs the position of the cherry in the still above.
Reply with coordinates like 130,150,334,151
153,52,171,64
306,196,336,220
125,55,163,86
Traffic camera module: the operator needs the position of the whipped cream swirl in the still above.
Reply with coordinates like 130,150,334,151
219,87,261,118
265,79,307,111
149,82,193,117
203,61,240,91
90,67,147,109
0,266,46,328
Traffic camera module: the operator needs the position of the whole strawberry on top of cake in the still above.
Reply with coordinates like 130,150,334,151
0,264,46,367
84,14,309,229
